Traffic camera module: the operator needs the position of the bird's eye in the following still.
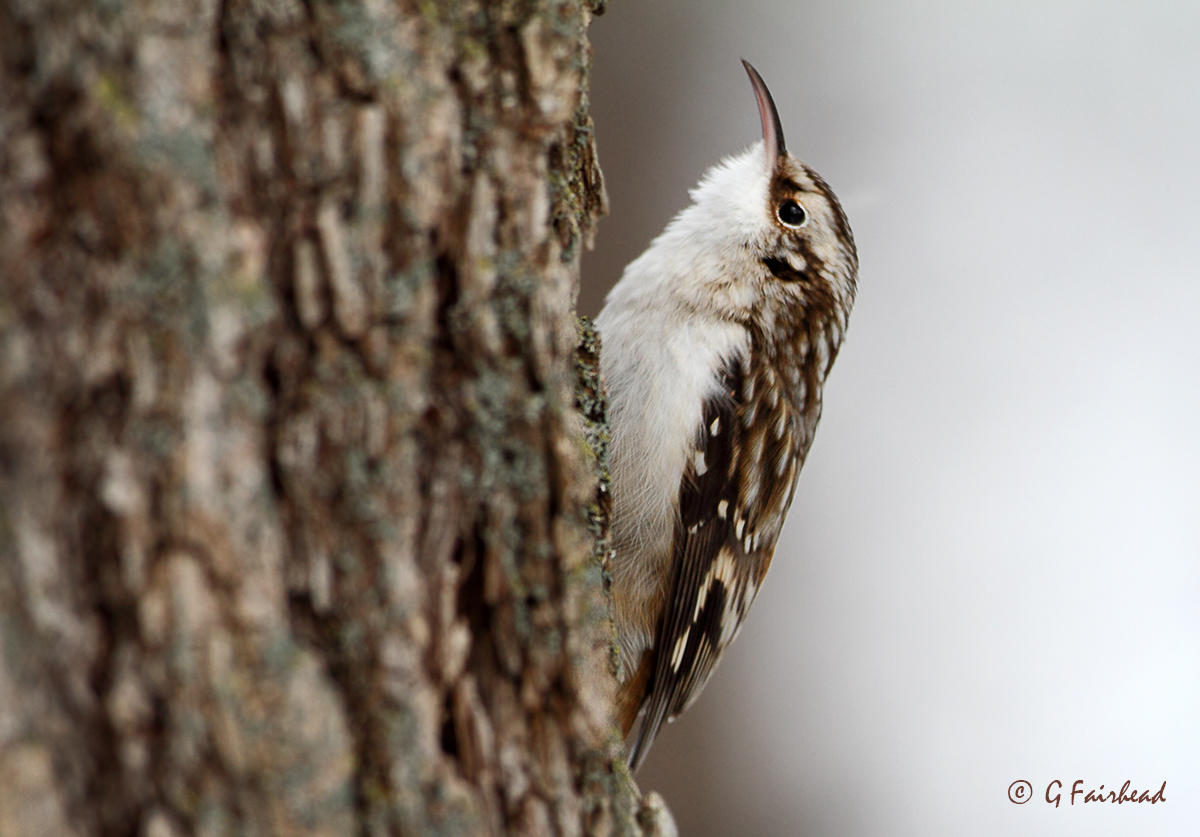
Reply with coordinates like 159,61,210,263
776,199,808,229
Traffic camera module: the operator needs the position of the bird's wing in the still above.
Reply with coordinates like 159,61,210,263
625,359,786,770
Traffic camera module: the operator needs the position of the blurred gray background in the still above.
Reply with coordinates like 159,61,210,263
579,2,1200,835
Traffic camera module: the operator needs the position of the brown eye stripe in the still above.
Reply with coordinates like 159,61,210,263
769,175,805,207
762,256,804,282
770,165,857,281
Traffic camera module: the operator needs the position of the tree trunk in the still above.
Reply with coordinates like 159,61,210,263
0,0,672,834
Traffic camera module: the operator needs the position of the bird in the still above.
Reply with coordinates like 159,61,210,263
595,60,858,770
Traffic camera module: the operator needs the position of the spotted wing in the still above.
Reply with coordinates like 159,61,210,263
626,358,797,770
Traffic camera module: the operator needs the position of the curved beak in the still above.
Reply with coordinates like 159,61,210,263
741,59,786,166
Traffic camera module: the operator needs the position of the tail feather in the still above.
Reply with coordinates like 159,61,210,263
619,651,670,772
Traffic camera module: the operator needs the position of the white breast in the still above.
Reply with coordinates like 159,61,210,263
597,284,749,671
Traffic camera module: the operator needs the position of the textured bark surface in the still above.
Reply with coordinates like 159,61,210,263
0,0,673,834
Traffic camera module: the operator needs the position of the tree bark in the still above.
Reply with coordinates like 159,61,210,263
0,0,672,834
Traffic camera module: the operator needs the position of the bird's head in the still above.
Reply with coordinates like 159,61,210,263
610,61,858,343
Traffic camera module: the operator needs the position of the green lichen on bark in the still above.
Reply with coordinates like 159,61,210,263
550,98,609,263
575,315,618,673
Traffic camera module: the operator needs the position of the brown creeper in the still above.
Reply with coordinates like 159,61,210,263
596,61,858,769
